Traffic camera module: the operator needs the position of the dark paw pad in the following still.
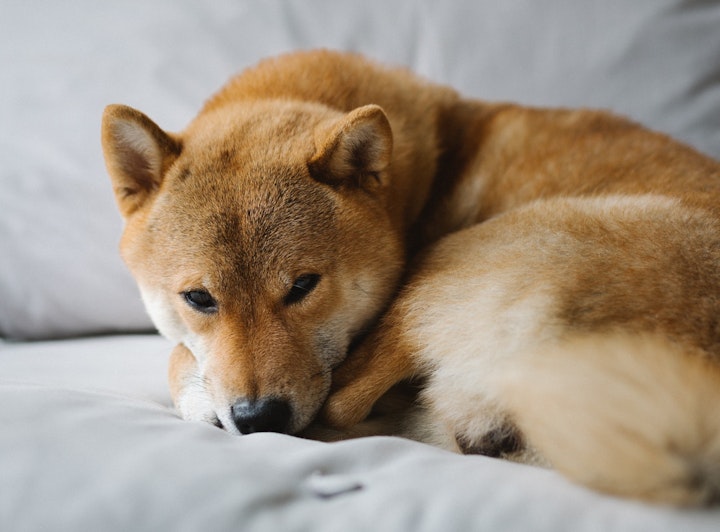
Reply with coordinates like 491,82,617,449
456,424,524,457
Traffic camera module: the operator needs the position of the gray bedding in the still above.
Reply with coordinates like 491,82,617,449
3,1,720,529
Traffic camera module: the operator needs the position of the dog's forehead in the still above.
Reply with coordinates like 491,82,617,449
141,102,343,290
211,168,336,251
154,158,337,280
167,102,329,217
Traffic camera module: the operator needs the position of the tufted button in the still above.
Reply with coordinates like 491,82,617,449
306,471,364,498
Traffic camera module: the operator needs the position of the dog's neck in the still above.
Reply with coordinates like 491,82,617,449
405,99,505,255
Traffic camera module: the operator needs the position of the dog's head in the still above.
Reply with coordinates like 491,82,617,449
101,100,404,434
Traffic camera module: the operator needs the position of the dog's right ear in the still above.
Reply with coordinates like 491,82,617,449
101,104,181,217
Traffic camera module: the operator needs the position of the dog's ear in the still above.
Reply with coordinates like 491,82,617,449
101,104,181,217
309,104,393,188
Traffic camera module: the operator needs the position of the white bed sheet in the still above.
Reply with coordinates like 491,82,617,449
1,335,719,531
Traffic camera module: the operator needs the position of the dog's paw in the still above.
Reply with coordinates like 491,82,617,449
168,344,197,405
321,385,376,429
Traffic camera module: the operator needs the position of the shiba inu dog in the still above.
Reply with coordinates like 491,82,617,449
102,50,720,505
101,50,455,437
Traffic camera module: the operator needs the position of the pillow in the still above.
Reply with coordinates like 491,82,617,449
2,0,719,339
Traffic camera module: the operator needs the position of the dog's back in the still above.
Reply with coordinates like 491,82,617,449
315,53,720,505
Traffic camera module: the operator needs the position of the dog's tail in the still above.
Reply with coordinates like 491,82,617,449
501,333,720,506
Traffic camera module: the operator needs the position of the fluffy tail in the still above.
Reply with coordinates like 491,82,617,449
501,333,720,506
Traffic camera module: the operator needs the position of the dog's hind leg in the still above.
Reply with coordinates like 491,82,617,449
456,419,524,457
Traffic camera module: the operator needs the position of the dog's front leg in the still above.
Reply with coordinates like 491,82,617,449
322,316,418,429
168,343,197,410
167,343,221,425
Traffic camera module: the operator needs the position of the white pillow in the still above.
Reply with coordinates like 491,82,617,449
2,0,719,339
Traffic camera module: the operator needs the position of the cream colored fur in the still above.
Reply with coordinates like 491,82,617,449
501,333,720,506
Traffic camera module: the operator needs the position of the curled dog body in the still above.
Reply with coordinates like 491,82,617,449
104,50,720,504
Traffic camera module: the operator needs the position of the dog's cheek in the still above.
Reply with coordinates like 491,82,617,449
319,272,396,363
183,333,212,365
138,284,188,342
288,372,332,434
313,324,350,369
284,340,334,434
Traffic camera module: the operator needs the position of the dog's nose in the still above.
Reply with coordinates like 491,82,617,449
231,398,292,434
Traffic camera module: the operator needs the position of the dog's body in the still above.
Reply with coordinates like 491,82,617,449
103,50,720,505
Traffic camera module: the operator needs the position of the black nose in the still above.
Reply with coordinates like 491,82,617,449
231,398,292,434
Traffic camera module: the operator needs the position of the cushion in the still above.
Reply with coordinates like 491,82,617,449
2,0,719,339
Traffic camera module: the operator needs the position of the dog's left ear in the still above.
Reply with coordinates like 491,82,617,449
309,104,393,188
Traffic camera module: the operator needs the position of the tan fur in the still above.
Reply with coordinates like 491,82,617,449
102,50,720,503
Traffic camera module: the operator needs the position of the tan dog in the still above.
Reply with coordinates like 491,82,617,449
102,50,720,504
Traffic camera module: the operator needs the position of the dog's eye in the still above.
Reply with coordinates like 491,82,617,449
182,290,218,314
284,274,321,305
